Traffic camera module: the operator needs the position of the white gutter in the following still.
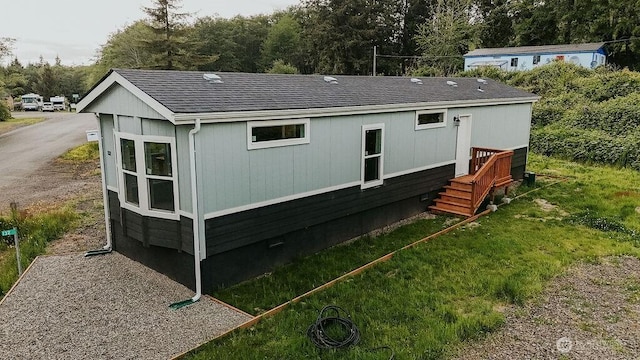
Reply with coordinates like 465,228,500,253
188,118,202,302
172,97,540,124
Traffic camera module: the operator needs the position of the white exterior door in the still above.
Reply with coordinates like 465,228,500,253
455,115,472,177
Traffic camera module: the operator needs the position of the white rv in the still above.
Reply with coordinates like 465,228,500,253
21,93,44,111
50,96,66,111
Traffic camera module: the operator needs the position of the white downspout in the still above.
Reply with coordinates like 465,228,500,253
85,113,113,257
98,113,112,251
188,119,202,302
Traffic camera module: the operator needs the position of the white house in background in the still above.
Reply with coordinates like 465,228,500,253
464,42,607,71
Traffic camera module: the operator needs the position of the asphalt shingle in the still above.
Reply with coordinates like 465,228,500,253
112,69,536,114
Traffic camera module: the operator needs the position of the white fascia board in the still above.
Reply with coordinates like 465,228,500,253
172,97,540,125
77,71,176,123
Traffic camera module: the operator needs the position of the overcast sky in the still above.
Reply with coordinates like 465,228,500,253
0,0,300,66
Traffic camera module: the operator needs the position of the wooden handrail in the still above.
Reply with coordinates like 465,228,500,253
469,148,514,213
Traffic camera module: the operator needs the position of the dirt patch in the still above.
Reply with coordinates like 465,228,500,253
0,158,104,255
614,191,640,198
534,198,570,216
454,256,640,360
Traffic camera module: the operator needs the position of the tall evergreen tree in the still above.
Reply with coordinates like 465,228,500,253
142,0,191,69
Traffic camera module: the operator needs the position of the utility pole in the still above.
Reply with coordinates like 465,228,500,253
373,46,377,76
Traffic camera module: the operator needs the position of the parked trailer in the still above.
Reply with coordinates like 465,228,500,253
50,96,66,111
21,93,43,111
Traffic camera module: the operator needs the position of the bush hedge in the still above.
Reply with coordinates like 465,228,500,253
461,63,640,170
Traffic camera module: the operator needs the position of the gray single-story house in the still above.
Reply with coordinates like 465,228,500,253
464,42,607,71
77,70,537,296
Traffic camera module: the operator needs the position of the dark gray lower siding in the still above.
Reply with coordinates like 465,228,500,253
201,164,455,291
106,146,529,292
107,190,196,289
511,146,528,180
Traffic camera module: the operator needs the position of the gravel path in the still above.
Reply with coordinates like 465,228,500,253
0,253,252,360
454,256,640,359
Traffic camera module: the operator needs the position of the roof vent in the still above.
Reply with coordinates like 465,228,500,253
477,78,488,85
323,76,338,84
446,81,458,87
203,73,223,83
411,78,423,85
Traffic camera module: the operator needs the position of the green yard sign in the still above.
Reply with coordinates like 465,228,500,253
2,228,21,275
1,228,16,236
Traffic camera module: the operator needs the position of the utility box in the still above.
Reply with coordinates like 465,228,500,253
523,171,536,186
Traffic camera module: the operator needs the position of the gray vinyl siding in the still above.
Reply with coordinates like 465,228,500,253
118,116,141,135
83,84,167,120
141,118,174,137
176,126,192,213
100,114,117,189
469,103,532,150
199,111,458,214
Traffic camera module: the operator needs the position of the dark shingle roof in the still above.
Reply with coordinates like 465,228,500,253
465,42,605,57
113,69,536,114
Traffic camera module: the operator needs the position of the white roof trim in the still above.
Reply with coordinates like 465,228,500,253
172,97,539,124
77,71,175,123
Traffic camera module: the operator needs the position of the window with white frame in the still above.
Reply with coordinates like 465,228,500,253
116,133,179,219
415,109,447,130
361,124,384,188
247,118,310,150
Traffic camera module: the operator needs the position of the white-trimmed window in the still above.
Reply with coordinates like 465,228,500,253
115,132,179,220
247,118,310,150
415,109,447,130
361,124,384,189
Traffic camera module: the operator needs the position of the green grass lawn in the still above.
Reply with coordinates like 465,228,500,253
0,117,45,136
186,154,640,359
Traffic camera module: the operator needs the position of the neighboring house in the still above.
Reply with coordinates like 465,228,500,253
78,69,537,293
464,42,607,71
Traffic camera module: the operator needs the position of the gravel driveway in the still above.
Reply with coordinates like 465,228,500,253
0,253,252,360
454,256,640,359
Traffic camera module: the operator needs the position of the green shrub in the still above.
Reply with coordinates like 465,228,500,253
0,101,11,121
60,142,100,162
507,62,591,97
267,60,299,74
530,125,640,170
572,68,640,102
561,93,640,135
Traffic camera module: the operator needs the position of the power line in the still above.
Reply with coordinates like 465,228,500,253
376,54,463,59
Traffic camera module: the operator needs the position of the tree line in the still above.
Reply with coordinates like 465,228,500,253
89,0,640,81
2,0,640,106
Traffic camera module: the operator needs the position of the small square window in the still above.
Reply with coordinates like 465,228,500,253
148,179,175,211
145,142,172,176
510,58,518,67
533,55,541,65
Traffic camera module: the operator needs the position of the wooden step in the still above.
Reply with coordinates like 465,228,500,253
443,185,472,197
428,205,473,217
439,193,471,206
432,199,473,216
447,181,473,191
